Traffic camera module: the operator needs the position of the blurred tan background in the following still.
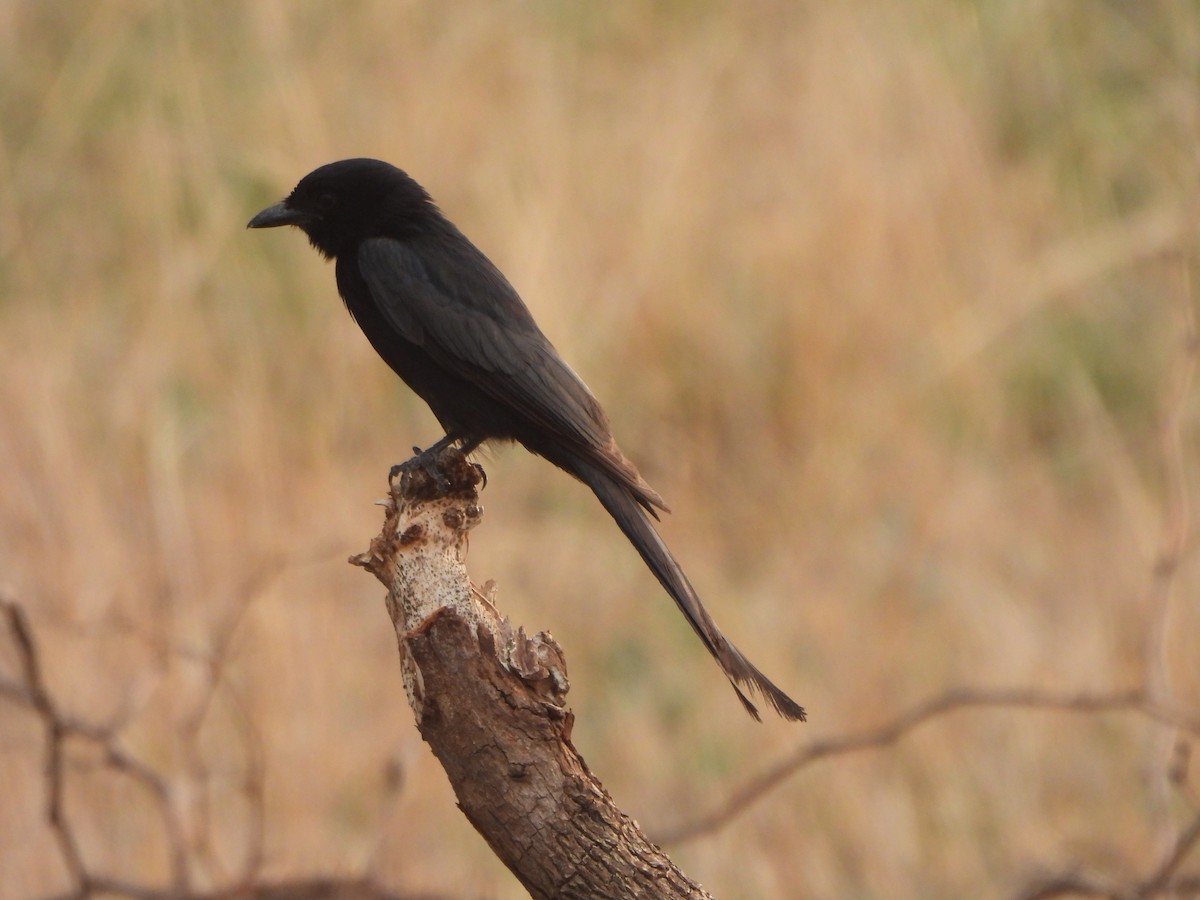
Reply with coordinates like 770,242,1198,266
1,2,1198,898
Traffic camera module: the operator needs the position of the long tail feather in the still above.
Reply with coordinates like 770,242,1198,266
567,457,806,722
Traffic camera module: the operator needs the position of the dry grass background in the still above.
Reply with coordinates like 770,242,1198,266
1,2,1198,898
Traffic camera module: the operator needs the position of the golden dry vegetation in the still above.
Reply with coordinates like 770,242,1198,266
1,2,1198,898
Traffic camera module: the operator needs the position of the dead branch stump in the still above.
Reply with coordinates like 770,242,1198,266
350,449,713,900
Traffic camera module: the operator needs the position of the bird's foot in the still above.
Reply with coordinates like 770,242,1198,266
388,436,487,502
389,444,452,492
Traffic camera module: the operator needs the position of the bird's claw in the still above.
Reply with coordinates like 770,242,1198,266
390,446,451,493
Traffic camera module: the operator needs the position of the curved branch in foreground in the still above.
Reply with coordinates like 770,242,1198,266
350,449,713,900
657,687,1200,846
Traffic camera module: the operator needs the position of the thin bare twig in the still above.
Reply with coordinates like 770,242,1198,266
2,595,88,891
1144,267,1196,698
175,560,282,889
657,686,1200,845
1143,260,1198,831
1133,809,1200,899
1017,812,1200,900
1016,873,1124,900
0,594,192,897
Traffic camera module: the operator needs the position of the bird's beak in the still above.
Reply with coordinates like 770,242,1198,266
247,201,307,229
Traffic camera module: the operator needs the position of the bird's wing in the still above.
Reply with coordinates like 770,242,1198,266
357,235,611,450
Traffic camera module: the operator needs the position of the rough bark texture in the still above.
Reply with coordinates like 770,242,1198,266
350,449,713,900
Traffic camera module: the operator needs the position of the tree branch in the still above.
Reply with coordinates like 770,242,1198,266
350,449,714,900
1,594,194,899
657,687,1200,846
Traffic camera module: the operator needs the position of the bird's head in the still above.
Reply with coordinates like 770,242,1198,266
247,158,436,259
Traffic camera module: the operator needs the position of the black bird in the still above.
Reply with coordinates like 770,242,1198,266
248,158,804,721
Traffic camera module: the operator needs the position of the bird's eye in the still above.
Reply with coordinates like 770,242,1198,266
315,192,337,213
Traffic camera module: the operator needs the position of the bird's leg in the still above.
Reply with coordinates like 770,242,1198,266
418,432,464,458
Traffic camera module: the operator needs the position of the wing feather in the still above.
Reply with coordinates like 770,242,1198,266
357,236,610,450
